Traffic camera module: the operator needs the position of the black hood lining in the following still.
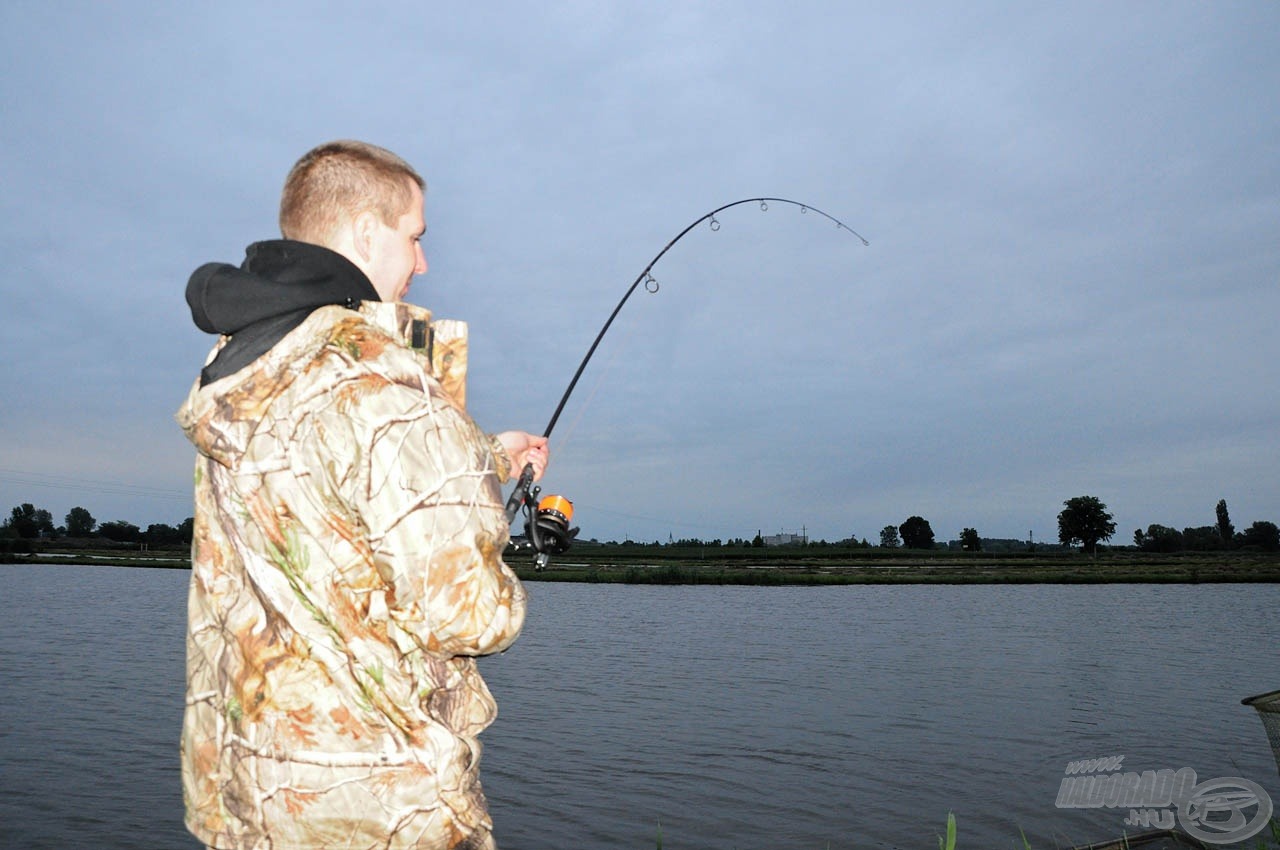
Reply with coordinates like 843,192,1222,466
187,240,379,386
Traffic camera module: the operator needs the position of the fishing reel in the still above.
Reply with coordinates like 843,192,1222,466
503,465,578,570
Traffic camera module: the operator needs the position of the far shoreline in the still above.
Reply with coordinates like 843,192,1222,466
6,546,1280,585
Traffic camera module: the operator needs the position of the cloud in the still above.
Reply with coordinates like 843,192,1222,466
1,0,1277,545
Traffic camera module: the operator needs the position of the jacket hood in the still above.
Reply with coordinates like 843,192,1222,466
187,240,379,386
178,298,472,472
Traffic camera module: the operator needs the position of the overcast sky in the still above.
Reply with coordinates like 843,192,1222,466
2,1,1276,546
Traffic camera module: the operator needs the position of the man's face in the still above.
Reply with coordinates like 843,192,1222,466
367,181,427,302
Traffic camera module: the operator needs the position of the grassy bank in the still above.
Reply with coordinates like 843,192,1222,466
11,542,1279,584
512,551,1280,585
6,550,192,569
506,541,1280,584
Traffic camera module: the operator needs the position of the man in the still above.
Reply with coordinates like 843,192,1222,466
177,140,547,850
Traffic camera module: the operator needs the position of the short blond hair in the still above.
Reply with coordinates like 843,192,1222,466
279,140,425,244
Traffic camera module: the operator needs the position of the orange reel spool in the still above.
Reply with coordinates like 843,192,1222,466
537,495,574,524
528,493,576,557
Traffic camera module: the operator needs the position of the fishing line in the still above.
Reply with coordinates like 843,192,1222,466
550,290,649,457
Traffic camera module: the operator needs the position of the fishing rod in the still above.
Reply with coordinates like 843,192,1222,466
505,197,869,568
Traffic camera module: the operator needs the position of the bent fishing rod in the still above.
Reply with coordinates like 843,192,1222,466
504,197,869,568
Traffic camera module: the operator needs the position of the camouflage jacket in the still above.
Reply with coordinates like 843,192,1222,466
176,300,526,849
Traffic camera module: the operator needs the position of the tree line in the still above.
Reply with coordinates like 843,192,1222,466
1132,498,1279,553
1,503,193,548
869,496,1277,555
3,495,1277,554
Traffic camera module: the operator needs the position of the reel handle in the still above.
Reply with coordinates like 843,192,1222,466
503,463,535,526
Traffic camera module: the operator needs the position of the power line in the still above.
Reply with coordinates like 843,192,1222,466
0,468,190,502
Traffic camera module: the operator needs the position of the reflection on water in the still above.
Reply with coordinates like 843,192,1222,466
1,567,1276,850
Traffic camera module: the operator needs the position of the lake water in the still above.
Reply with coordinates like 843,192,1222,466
1,565,1277,850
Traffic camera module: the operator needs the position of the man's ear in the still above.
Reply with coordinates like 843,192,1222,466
351,209,379,263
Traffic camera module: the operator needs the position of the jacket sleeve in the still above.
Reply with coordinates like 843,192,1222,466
335,377,526,659
484,433,513,483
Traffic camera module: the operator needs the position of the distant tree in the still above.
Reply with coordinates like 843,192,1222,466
1138,524,1183,553
1216,500,1234,549
144,523,181,545
35,509,56,537
1182,526,1220,552
899,516,935,549
98,520,142,543
879,525,900,548
6,504,33,537
7,503,55,539
1241,521,1280,552
65,506,96,537
751,531,764,548
177,517,194,545
1057,496,1116,555
960,528,981,552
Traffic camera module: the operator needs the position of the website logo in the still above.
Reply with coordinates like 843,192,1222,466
1055,755,1273,845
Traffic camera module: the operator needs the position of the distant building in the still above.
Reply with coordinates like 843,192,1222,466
763,532,806,547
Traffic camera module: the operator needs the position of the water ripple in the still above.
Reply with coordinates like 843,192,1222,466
4,570,1278,850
